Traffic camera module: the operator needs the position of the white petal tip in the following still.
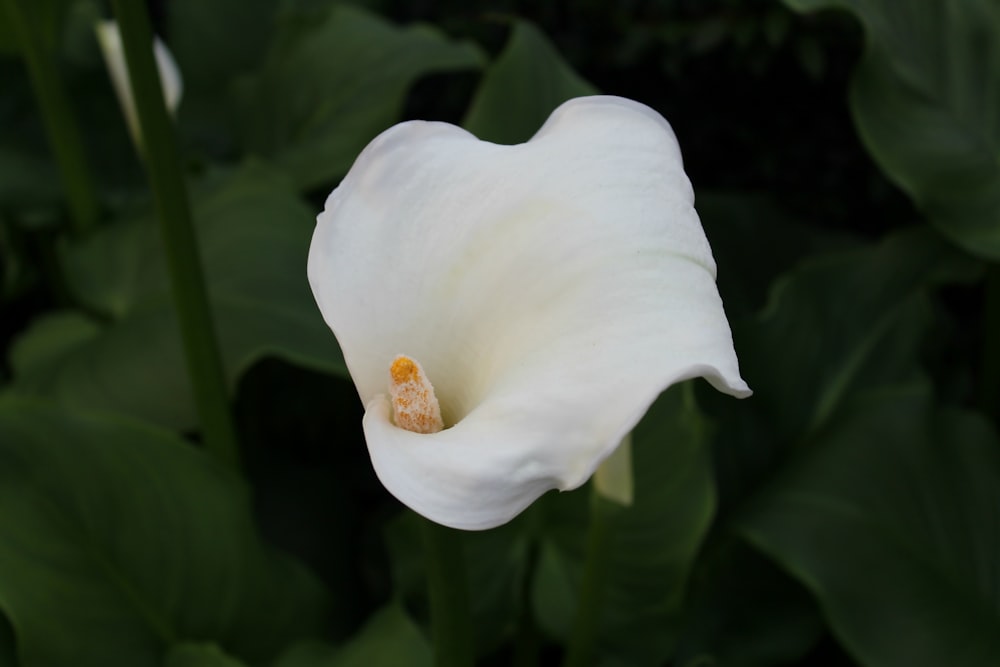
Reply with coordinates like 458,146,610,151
94,18,183,152
593,435,634,506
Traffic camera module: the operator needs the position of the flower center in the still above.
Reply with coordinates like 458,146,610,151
388,355,444,434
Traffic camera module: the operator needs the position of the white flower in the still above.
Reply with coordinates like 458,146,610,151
308,96,750,530
94,20,183,150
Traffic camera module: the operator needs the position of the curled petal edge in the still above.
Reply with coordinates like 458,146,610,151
365,363,748,531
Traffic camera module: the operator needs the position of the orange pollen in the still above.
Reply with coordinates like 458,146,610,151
388,355,443,434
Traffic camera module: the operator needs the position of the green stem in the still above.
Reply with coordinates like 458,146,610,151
418,515,474,667
980,263,1000,423
562,488,617,667
109,0,240,469
5,0,99,236
511,536,541,667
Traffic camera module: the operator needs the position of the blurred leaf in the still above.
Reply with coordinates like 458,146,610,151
674,539,825,667
7,311,100,374
8,163,347,430
463,20,597,145
384,511,529,654
0,64,63,210
274,603,431,667
0,12,18,56
168,0,278,91
0,149,61,206
165,644,248,667
166,0,280,157
785,0,1000,259
0,0,68,56
707,228,980,520
533,383,715,666
697,191,858,319
235,4,485,191
0,398,330,667
734,228,981,442
740,385,1000,667
0,28,144,199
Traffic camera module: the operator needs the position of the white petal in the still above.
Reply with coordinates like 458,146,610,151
95,20,183,149
309,95,749,530
153,36,183,115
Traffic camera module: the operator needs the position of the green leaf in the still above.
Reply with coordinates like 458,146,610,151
0,398,330,667
234,5,486,191
165,644,249,667
274,604,432,667
534,383,715,666
7,311,100,375
674,539,825,667
0,7,18,56
739,385,1000,667
784,0,1000,259
707,229,979,519
168,0,278,92
696,191,859,319
734,228,980,442
0,147,61,206
0,63,62,211
462,20,598,145
0,0,69,56
8,163,347,430
165,0,280,157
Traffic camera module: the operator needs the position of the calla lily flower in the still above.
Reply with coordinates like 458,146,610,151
94,19,182,150
308,96,750,530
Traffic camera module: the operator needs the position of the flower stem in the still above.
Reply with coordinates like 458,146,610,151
418,515,475,667
980,263,1000,423
109,0,240,469
511,536,541,667
562,489,619,667
5,0,99,236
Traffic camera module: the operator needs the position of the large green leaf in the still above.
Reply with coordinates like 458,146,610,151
168,0,278,92
165,0,281,158
274,604,432,667
0,398,330,667
739,385,1000,667
0,63,64,210
462,20,597,145
533,383,715,666
0,149,60,207
785,0,1000,259
234,5,485,191
0,5,17,56
705,228,979,525
0,0,70,57
8,163,347,430
696,191,859,320
674,539,825,667
165,644,249,667
733,228,980,443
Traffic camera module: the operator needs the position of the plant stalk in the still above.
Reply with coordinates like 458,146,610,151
562,489,617,667
980,263,1000,423
110,0,240,469
419,515,475,667
512,510,542,667
5,0,99,236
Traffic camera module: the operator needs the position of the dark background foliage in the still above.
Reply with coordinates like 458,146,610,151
1,1,998,666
